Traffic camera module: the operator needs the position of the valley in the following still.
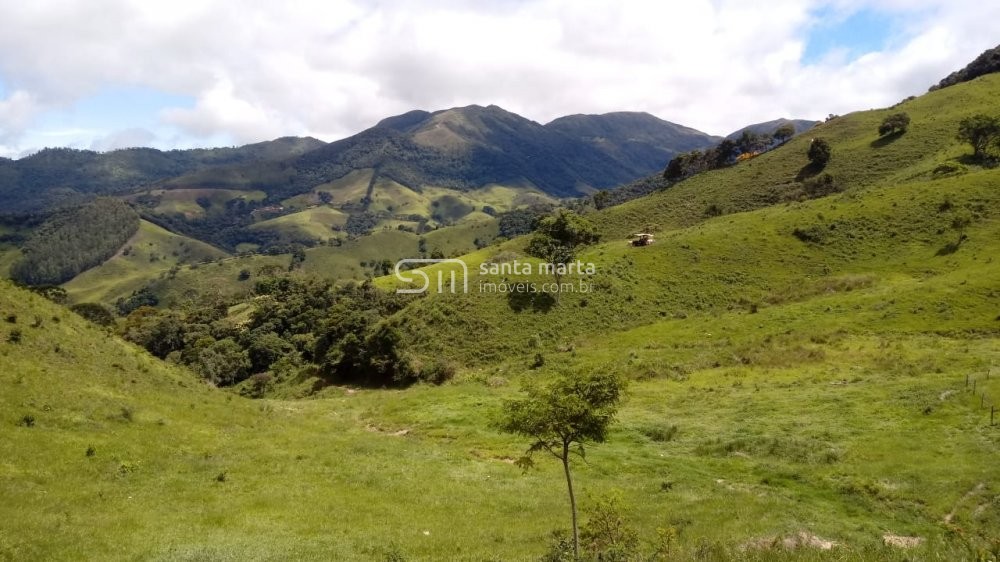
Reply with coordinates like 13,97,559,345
2,43,1000,561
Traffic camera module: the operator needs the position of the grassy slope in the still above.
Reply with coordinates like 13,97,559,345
63,220,229,305
128,188,267,218
249,205,349,241
596,73,1000,240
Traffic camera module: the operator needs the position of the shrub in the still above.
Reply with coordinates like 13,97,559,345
531,353,545,369
18,414,35,427
933,161,968,177
878,112,910,136
792,226,825,244
70,303,115,327
807,138,832,167
7,329,22,344
418,360,457,385
580,493,641,560
801,173,843,198
640,423,679,442
541,530,575,562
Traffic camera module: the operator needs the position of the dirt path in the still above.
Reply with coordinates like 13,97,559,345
944,481,986,523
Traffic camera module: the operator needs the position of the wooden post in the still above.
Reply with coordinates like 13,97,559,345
966,374,970,388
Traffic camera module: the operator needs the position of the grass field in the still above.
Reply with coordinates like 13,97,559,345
2,275,997,560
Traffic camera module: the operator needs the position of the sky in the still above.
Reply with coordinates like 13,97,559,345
0,0,996,158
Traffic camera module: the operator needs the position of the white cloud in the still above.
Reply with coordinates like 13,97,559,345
0,90,42,143
90,127,158,151
0,0,996,157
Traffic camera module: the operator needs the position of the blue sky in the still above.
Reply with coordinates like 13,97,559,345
802,7,899,64
0,0,996,158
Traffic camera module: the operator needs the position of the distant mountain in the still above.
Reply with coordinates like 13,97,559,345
0,137,325,213
545,111,721,178
165,105,721,201
0,106,723,212
725,118,818,140
289,104,636,198
931,42,1000,91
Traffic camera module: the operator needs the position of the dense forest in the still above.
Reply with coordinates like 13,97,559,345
118,277,454,393
10,198,140,285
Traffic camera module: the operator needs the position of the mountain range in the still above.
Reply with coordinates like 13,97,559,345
0,106,815,214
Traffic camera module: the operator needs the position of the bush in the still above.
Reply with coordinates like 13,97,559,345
18,414,35,427
70,303,115,327
792,226,825,244
801,173,843,198
933,161,968,177
807,138,832,167
878,112,910,136
580,493,641,561
704,203,724,217
418,360,457,385
7,329,22,344
531,353,545,369
541,530,575,562
640,423,679,442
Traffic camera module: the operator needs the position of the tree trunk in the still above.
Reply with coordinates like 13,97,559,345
562,441,579,559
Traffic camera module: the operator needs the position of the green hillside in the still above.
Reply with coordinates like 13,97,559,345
597,73,1000,241
249,206,349,241
63,220,229,305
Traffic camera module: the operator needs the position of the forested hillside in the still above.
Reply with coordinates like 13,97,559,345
9,198,140,285
0,137,324,212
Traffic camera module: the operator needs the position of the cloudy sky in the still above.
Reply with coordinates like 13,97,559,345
0,0,996,158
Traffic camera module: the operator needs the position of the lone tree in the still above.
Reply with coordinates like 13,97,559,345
879,112,911,136
956,114,1000,160
526,211,599,297
498,370,626,560
773,123,796,145
807,138,832,168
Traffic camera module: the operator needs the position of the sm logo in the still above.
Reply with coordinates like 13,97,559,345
394,259,468,294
